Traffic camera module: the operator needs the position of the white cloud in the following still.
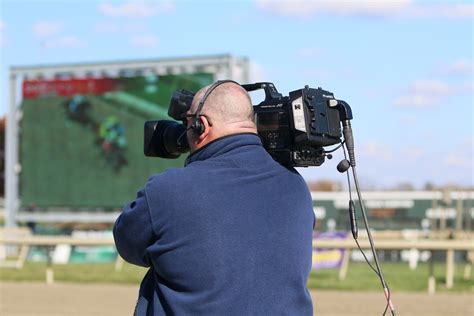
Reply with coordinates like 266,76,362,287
398,114,418,125
407,4,474,19
439,59,473,76
255,0,473,19
33,21,64,38
444,153,473,168
460,81,474,93
256,0,410,17
131,34,159,47
412,80,455,95
394,80,472,108
42,36,87,49
358,141,393,161
463,137,473,147
401,147,425,160
94,21,148,33
444,137,474,168
99,1,174,18
395,94,439,107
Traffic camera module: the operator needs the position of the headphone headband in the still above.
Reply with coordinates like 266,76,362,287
191,80,240,135
194,80,240,119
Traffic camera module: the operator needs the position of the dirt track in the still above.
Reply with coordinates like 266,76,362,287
0,282,473,316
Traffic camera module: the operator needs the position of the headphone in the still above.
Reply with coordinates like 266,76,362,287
190,80,240,135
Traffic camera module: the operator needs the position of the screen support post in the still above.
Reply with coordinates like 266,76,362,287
5,72,19,228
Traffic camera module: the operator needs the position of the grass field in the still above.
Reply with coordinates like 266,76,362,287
1,261,472,293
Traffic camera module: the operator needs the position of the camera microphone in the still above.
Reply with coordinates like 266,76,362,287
337,159,351,173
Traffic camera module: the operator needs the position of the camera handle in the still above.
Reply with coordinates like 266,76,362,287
241,82,283,102
328,99,355,167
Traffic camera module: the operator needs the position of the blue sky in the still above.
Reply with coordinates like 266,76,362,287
0,0,472,189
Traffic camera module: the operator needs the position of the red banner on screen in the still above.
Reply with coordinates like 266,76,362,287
22,78,119,99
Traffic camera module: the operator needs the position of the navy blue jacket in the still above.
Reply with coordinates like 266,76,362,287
114,134,314,315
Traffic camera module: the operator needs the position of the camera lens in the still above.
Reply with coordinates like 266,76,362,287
144,120,190,158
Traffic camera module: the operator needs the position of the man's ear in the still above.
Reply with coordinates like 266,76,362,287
198,115,211,141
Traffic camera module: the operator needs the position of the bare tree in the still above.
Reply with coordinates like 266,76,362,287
306,179,341,191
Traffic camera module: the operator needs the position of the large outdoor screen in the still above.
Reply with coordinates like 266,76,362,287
20,73,214,209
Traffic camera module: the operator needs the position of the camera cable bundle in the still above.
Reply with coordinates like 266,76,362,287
144,81,396,315
334,115,396,316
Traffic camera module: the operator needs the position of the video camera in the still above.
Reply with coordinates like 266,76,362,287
144,82,353,167
143,81,396,314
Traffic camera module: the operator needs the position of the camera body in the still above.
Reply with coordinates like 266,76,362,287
248,82,347,167
144,82,352,167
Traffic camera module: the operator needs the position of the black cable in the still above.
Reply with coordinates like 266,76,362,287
354,237,380,276
339,122,396,315
342,147,380,276
341,159,392,315
352,166,395,316
323,141,344,154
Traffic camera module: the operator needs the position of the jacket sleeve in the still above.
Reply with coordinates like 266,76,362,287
113,188,154,267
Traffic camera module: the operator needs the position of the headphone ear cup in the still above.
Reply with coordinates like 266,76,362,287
193,117,205,135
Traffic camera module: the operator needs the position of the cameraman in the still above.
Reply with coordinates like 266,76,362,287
113,81,315,315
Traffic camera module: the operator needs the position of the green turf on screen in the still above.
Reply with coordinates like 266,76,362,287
20,73,214,209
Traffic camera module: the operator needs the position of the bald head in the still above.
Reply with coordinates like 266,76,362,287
191,82,255,125
186,81,257,152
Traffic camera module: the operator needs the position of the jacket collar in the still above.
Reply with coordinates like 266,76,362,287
185,133,262,166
